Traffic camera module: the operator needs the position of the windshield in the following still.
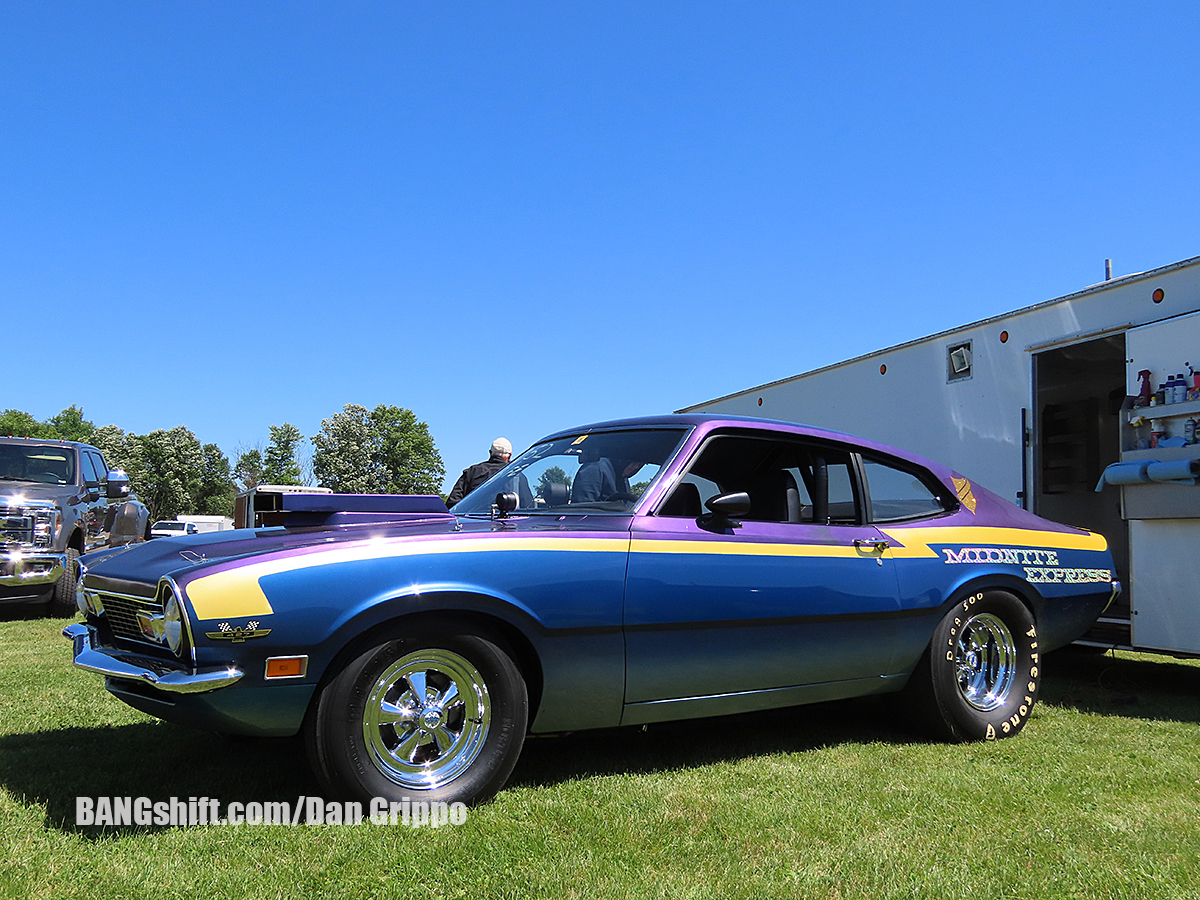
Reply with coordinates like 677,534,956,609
0,445,75,485
451,427,689,516
154,522,187,532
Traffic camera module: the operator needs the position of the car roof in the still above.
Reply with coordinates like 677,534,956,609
536,414,948,476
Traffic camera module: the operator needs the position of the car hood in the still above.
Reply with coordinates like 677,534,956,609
81,513,464,590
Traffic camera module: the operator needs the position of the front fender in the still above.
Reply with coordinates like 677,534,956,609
176,539,630,734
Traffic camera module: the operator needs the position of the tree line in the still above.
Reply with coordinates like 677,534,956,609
1,403,445,520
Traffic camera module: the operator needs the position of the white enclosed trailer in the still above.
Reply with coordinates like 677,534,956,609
682,255,1200,655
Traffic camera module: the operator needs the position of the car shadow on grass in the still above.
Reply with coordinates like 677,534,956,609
0,721,311,838
508,694,919,791
1040,646,1200,724
3,694,916,836
7,651,1198,837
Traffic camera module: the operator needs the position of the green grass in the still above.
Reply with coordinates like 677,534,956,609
2,614,1199,899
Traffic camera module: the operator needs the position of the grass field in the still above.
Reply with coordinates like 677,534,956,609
2,613,1198,900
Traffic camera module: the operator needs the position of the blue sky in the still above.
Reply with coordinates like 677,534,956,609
4,2,1199,490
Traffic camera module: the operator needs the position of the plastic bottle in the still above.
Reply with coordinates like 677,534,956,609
1174,373,1187,403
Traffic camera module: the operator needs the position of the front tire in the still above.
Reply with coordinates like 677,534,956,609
911,590,1041,741
305,627,528,807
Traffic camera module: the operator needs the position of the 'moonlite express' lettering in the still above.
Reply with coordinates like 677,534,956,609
942,547,1060,566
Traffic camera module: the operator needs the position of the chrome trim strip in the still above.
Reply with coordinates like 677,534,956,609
63,623,242,694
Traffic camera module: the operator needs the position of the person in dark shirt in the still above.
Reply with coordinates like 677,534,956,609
446,437,512,507
571,453,644,503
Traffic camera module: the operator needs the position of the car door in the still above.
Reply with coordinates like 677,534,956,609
623,432,902,711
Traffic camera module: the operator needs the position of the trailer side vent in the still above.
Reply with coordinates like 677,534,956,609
947,341,973,383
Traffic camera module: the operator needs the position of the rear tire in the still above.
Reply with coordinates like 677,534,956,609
305,626,528,807
909,590,1041,741
48,547,79,617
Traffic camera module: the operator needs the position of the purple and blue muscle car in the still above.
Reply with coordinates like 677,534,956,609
66,416,1118,806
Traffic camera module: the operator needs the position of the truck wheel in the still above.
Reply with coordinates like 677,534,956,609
49,547,80,617
911,590,1041,741
305,627,528,807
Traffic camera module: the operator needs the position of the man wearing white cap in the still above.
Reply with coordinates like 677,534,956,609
445,437,513,507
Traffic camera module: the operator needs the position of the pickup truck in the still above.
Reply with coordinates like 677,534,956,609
0,437,150,615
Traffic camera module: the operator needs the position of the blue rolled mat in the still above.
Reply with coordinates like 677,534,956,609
1095,460,1152,491
1146,459,1200,484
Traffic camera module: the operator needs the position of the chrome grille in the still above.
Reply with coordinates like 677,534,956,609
0,503,57,550
97,591,163,643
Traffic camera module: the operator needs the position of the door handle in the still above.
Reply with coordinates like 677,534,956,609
854,539,890,553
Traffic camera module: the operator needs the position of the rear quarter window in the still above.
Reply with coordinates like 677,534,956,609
862,457,950,522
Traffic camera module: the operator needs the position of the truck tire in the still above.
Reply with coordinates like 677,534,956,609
49,547,80,618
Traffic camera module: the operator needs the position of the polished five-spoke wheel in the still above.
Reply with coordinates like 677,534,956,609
305,626,527,807
363,649,491,790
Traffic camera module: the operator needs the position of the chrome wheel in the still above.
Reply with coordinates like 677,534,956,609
955,612,1016,711
363,648,491,790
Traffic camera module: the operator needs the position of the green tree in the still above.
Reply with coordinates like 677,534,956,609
0,409,52,438
536,466,572,498
90,424,143,480
135,427,203,519
370,405,444,495
312,404,379,493
46,405,95,442
195,443,235,516
263,423,304,486
233,447,265,492
312,403,444,494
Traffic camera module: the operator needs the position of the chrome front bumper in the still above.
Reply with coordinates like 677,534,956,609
0,551,66,587
63,623,244,694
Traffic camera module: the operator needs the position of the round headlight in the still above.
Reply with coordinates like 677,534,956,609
75,564,103,617
163,590,183,655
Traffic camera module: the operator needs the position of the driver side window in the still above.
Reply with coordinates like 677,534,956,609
80,452,100,486
658,434,861,525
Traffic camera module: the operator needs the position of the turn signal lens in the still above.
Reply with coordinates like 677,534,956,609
265,656,308,679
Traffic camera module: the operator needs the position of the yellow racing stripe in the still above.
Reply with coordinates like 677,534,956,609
183,526,1109,621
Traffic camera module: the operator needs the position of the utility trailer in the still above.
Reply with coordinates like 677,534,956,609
682,255,1200,656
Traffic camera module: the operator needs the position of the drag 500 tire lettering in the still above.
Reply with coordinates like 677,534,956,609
305,627,528,807
913,590,1041,741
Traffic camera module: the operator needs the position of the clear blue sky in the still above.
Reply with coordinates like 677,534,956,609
5,2,1199,491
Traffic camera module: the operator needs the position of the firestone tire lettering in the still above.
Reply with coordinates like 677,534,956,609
906,590,1041,742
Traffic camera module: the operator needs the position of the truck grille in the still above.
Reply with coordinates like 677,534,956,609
0,503,57,550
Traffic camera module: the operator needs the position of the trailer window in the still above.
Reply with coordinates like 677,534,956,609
862,457,947,522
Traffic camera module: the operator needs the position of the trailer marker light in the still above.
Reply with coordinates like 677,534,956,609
880,364,887,374
1000,331,1009,343
1153,288,1165,303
